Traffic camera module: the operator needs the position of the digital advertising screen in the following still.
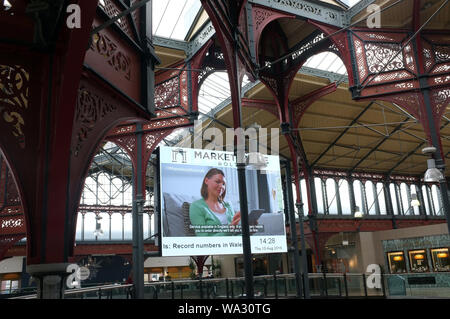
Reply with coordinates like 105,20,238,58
159,146,287,257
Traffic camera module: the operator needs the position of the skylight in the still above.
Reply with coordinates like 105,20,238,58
303,51,348,76
198,72,232,115
340,0,365,8
153,0,202,40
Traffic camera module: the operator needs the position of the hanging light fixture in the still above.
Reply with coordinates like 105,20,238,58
410,193,420,207
424,158,445,182
354,206,363,218
94,215,103,237
393,255,403,262
422,146,444,182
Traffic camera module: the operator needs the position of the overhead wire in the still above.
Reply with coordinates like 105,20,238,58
169,0,189,39
295,120,418,131
154,0,171,36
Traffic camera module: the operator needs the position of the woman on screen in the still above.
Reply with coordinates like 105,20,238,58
189,168,241,236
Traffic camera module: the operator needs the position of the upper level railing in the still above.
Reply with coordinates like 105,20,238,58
7,272,450,299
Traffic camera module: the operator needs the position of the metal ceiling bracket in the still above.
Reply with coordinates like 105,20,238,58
25,0,66,48
248,0,346,27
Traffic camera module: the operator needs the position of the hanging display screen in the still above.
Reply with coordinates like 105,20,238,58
158,146,287,257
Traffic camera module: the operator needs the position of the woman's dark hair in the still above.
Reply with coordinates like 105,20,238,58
201,168,226,201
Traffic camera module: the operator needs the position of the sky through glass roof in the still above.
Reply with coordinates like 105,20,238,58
152,0,202,40
339,0,364,7
303,52,347,76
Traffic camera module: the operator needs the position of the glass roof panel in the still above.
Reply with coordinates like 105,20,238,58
153,0,202,40
303,52,348,75
198,72,231,115
340,0,364,8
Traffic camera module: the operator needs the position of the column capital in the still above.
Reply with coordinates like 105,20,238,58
27,262,73,299
26,263,72,276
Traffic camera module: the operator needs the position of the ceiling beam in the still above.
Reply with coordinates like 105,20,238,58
303,139,406,157
299,66,348,84
388,119,450,175
349,116,411,173
346,0,378,19
248,0,347,27
153,36,188,52
311,101,374,167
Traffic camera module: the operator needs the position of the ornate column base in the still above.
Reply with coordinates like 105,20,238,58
27,263,72,299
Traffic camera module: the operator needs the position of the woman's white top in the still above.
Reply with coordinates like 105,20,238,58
211,210,229,225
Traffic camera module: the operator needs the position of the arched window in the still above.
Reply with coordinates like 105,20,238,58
390,183,400,215
123,186,133,206
315,177,325,214
400,183,410,215
365,181,377,215
76,141,135,242
82,176,97,205
76,213,84,241
421,185,431,215
353,180,363,214
376,183,387,215
123,213,133,240
292,182,298,205
96,172,112,205
110,177,126,206
326,178,338,215
338,179,351,215
83,213,96,241
111,213,124,240
96,213,111,241
143,213,151,240
431,185,443,215
300,179,309,207
410,185,420,215
303,52,347,74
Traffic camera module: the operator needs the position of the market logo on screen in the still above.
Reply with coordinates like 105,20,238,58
172,148,188,163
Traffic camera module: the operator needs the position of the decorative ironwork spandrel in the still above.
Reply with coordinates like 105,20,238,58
91,32,132,80
74,88,117,157
98,0,137,41
0,64,29,148
154,76,181,110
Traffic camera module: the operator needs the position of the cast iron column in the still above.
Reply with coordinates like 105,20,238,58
237,164,253,299
348,178,356,215
295,202,311,299
285,161,310,298
335,179,343,215
230,4,254,298
27,264,71,299
132,122,145,298
383,181,397,228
